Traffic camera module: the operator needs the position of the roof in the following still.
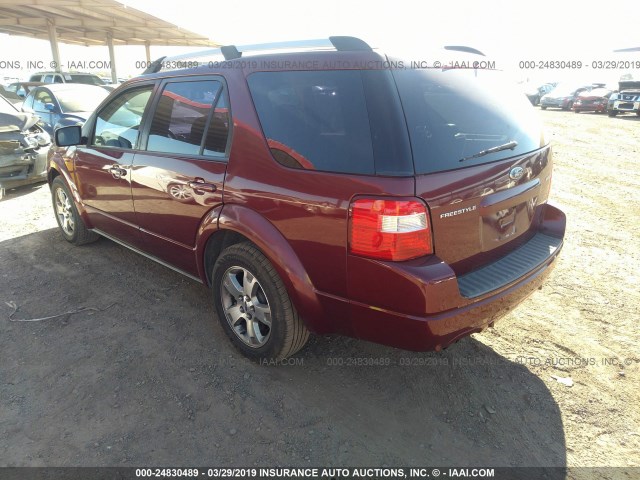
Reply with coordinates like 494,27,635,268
0,0,219,47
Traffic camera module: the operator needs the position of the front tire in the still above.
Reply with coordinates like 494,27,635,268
51,177,99,245
212,242,310,360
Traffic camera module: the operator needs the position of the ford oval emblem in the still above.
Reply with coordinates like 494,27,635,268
509,166,525,181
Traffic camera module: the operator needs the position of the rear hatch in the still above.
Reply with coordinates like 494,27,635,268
392,66,552,275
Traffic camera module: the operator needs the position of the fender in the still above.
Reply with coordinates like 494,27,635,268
195,203,327,334
48,147,93,229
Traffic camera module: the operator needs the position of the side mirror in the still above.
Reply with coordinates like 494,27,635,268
45,102,56,112
55,125,83,147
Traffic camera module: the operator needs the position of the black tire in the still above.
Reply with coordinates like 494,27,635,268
212,242,309,360
51,176,99,245
608,110,618,117
541,106,547,110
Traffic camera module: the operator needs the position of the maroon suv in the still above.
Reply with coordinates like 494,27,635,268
49,37,565,360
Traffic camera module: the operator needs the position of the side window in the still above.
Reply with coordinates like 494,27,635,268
54,75,64,84
146,80,223,157
22,93,34,110
92,86,153,149
203,90,230,156
247,71,376,174
43,74,54,83
33,90,53,111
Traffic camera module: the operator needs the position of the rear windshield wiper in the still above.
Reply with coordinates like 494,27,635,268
459,140,518,162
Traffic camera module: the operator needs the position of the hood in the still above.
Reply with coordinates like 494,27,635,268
619,81,640,92
0,111,40,133
61,112,92,123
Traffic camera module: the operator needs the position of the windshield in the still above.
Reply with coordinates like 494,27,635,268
69,74,105,86
392,67,545,174
57,88,108,113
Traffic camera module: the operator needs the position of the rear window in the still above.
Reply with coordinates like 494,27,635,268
392,68,545,174
247,70,412,175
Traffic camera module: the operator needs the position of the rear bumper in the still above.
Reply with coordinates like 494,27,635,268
343,204,566,351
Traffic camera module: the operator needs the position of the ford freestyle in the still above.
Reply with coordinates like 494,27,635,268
49,37,565,360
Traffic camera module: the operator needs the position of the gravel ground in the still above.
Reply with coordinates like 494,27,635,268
0,110,638,472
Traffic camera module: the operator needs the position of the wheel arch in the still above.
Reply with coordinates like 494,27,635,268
196,204,325,333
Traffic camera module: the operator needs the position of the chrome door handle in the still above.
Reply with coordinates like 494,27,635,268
188,180,216,193
109,166,127,179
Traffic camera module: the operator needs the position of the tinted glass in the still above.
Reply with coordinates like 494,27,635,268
248,70,412,175
93,86,153,149
147,80,222,156
203,91,230,156
393,68,544,174
248,71,369,174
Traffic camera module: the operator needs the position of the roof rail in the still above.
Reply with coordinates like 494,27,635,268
444,45,486,56
142,36,372,74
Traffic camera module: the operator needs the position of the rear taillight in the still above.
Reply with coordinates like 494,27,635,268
349,198,433,261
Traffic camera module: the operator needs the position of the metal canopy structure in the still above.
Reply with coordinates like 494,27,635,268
0,0,219,81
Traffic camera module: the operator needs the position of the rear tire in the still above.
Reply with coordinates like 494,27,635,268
51,177,99,245
212,242,310,360
541,106,547,110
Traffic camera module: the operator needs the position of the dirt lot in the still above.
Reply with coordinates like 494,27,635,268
0,110,638,472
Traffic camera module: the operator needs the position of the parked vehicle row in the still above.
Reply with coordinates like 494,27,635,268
20,84,109,135
537,81,640,116
607,80,640,116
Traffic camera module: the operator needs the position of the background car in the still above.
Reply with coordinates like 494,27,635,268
608,80,640,116
0,85,23,106
540,83,592,110
28,71,106,86
525,82,556,105
4,81,44,98
21,84,109,134
0,94,51,198
572,88,613,113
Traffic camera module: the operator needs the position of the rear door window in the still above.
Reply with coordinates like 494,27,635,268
247,70,412,175
145,79,228,157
